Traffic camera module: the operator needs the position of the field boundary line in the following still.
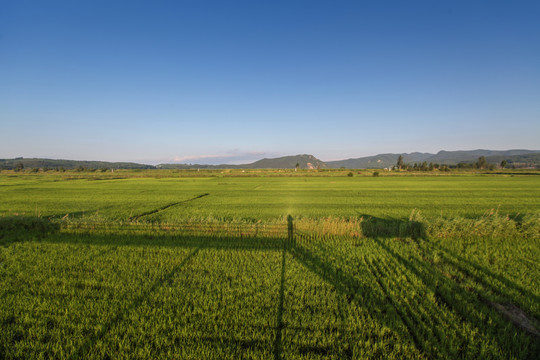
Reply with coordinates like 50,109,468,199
128,193,209,221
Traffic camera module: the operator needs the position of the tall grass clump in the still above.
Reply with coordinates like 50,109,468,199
424,210,540,240
292,210,539,241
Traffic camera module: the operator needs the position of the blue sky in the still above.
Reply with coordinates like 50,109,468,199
1,1,539,164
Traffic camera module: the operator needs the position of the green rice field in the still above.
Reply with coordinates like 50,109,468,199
1,171,539,359
1,172,539,220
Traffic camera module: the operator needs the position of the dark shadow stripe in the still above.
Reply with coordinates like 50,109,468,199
273,242,287,360
69,246,201,359
362,255,426,355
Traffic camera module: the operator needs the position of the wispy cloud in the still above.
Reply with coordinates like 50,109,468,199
172,154,232,162
170,151,275,165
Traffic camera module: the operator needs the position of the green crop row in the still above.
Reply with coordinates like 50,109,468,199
1,173,539,358
1,222,538,359
1,175,539,221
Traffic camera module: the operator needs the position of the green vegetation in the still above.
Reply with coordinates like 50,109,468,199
1,172,539,220
1,171,539,359
0,158,154,171
2,150,539,172
327,150,540,169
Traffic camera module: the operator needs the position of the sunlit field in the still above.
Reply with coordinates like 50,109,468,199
1,171,539,359
1,170,539,221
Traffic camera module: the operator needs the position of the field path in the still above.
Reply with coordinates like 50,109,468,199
128,193,209,221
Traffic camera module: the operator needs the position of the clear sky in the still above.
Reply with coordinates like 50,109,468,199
1,1,539,164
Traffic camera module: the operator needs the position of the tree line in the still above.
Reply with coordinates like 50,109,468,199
395,155,511,171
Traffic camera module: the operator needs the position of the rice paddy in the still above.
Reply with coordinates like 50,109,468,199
1,171,539,359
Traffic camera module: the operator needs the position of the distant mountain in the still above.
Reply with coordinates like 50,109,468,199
158,154,327,170
2,150,539,171
485,153,540,168
248,154,326,169
156,163,231,170
427,149,538,165
326,152,433,169
326,150,540,169
0,158,155,170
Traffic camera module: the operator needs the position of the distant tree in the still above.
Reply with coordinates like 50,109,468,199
477,156,487,169
457,162,473,169
373,171,380,177
421,161,428,171
16,162,24,172
295,163,300,172
500,160,507,168
488,164,495,171
397,155,404,170
347,172,353,177
428,162,434,171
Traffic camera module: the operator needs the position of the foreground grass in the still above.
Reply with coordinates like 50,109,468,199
0,172,539,358
1,213,539,359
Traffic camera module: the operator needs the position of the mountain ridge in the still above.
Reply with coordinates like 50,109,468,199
325,149,540,169
1,150,539,170
157,154,327,170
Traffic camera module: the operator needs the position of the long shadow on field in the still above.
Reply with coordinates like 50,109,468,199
2,224,288,358
289,235,420,359
43,231,313,360
426,240,540,312
37,229,385,359
40,231,286,252
360,215,540,319
372,237,540,358
359,214,426,240
0,216,59,246
292,217,540,359
7,219,539,359
70,246,202,359
359,214,539,327
273,245,286,360
419,239,540,340
8,225,436,359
